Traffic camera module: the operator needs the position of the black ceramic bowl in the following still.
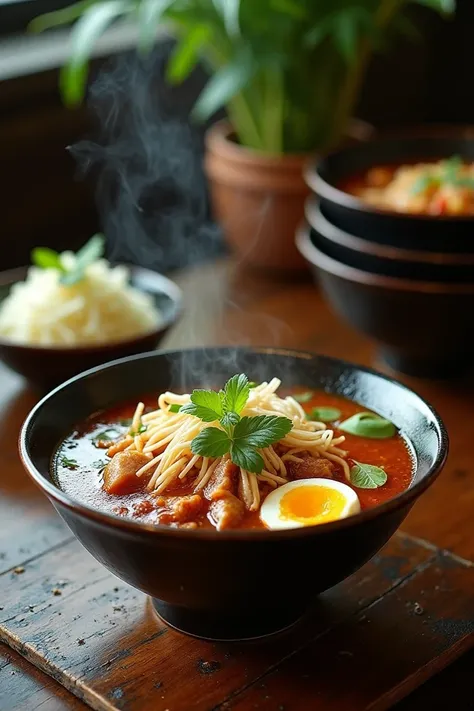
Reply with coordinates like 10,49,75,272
20,347,448,641
297,223,474,378
305,128,474,252
0,265,182,390
305,198,474,283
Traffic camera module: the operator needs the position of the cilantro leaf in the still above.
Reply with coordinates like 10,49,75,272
190,427,231,457
222,374,250,415
60,234,105,286
180,389,224,422
221,411,240,431
230,442,265,473
233,415,292,449
31,247,66,272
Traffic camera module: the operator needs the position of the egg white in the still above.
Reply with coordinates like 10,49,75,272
260,477,361,530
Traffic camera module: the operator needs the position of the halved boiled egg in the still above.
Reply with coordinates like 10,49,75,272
260,478,361,530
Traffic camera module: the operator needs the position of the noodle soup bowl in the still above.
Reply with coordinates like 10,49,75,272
19,347,448,641
0,265,182,390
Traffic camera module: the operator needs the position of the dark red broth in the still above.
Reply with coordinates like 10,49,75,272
54,390,415,530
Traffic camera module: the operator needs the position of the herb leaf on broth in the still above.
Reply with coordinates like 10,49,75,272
350,461,387,489
292,391,313,403
307,406,341,423
185,375,292,474
60,455,78,470
339,412,396,439
92,428,122,444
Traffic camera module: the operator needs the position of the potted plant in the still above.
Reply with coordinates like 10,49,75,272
34,0,454,271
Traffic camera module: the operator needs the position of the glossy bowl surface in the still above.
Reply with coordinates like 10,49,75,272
297,223,474,378
0,265,182,390
305,130,474,252
305,199,474,283
20,347,448,640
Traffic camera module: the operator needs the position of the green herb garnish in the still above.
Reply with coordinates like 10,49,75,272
248,381,258,388
307,406,341,423
119,418,133,427
338,412,396,439
292,391,313,403
31,234,105,286
182,374,292,474
92,428,121,444
130,423,147,436
60,455,78,470
169,404,182,413
410,173,439,196
350,461,388,489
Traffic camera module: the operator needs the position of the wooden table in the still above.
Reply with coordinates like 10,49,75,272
1,259,473,710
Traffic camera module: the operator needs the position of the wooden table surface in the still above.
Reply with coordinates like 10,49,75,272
1,258,473,710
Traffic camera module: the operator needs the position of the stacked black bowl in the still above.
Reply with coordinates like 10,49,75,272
297,128,474,379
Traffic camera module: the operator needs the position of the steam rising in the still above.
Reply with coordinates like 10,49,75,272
69,44,293,388
70,45,223,272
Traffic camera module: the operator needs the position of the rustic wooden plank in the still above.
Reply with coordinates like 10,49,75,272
3,533,471,711
0,643,85,711
226,549,474,711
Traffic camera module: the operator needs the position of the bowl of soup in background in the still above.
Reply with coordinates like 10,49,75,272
305,128,474,253
0,265,182,390
296,223,474,378
305,198,474,283
19,347,448,641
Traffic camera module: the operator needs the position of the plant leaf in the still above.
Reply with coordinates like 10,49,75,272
61,0,131,106
230,442,265,473
222,373,250,415
339,412,396,439
138,0,174,53
292,391,313,403
221,411,241,431
307,406,341,423
212,0,241,36
191,427,231,458
60,234,105,285
350,461,388,489
168,404,182,413
191,50,254,121
31,247,65,272
29,0,97,33
180,389,224,422
233,415,292,449
166,24,212,84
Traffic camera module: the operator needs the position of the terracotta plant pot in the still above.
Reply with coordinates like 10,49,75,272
205,120,310,271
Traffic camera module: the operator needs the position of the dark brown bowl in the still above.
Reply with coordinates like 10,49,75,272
19,347,448,641
305,198,474,283
297,223,474,378
0,265,182,390
305,127,474,253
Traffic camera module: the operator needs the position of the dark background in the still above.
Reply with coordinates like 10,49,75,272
0,0,472,272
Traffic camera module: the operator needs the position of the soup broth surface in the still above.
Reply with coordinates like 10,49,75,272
55,389,415,531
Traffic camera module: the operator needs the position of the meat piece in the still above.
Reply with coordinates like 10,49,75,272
209,494,245,531
155,494,204,524
287,453,334,481
132,499,154,517
103,451,150,495
204,456,238,500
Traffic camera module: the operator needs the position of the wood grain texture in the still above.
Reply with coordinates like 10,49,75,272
1,258,474,709
1,532,472,711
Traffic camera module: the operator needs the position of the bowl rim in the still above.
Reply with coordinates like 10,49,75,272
19,346,449,542
305,198,474,266
304,131,474,222
296,223,474,294
0,264,183,353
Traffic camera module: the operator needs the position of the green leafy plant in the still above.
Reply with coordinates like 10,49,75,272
350,460,388,488
339,412,396,439
31,0,454,154
32,234,105,286
173,374,292,473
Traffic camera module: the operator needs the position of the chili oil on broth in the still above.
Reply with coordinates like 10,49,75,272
53,389,415,531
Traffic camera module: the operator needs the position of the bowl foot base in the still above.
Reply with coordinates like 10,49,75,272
151,598,305,642
378,348,471,380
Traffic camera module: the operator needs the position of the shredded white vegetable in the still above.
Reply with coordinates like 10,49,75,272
0,254,162,346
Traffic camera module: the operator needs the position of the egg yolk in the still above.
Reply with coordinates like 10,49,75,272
279,485,347,525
